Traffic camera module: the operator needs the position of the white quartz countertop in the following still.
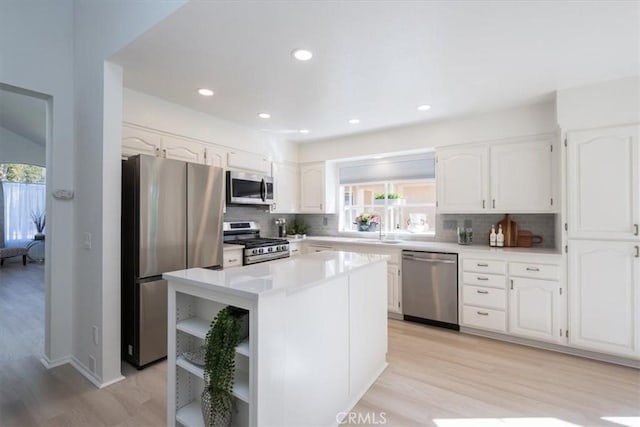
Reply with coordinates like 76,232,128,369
288,235,562,257
164,251,389,299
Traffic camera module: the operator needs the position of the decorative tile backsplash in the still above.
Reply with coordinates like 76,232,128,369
224,208,557,248
295,213,557,248
224,205,296,237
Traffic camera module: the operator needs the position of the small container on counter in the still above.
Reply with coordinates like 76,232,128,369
457,227,473,245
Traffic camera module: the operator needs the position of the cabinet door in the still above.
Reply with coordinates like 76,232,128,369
491,139,553,212
436,147,488,212
205,145,226,168
300,163,325,213
161,135,206,164
227,151,271,174
567,125,639,240
122,124,160,158
271,162,299,213
568,240,639,357
387,264,401,314
509,277,561,342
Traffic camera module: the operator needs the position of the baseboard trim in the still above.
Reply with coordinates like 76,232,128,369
68,357,125,389
461,326,640,369
40,354,72,369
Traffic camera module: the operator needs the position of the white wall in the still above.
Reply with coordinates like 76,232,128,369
556,75,640,130
299,101,557,162
123,89,299,163
0,126,46,166
72,0,187,386
0,0,75,366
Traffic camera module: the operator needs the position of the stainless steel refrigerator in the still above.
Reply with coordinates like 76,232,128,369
121,154,224,368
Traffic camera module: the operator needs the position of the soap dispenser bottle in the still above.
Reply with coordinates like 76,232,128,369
490,225,497,247
496,224,504,247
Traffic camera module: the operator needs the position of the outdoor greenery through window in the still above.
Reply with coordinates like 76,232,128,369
1,163,46,241
341,180,436,234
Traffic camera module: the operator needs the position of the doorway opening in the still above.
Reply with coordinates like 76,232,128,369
0,84,50,364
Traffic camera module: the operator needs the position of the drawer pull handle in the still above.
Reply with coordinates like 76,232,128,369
476,290,489,294
477,276,489,281
228,258,238,262
477,311,489,316
477,263,489,267
526,267,540,272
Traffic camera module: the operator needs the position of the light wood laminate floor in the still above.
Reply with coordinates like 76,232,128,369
1,263,638,427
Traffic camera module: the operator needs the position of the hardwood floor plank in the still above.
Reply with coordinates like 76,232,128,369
1,263,637,427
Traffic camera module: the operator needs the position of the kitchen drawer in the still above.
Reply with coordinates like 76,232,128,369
463,305,506,332
509,262,559,280
464,258,506,275
463,285,506,310
462,272,506,289
223,251,243,268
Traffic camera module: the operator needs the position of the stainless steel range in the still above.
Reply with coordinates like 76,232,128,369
223,221,290,265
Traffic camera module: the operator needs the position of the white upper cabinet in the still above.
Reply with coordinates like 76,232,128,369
437,136,556,213
568,240,639,358
122,123,213,166
436,146,489,212
299,162,336,213
122,124,161,158
271,162,299,213
161,134,207,164
227,151,271,174
491,139,553,212
567,125,639,240
205,145,227,168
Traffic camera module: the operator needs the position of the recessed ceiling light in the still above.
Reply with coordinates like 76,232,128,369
197,88,214,96
258,112,271,119
348,119,360,124
299,129,310,134
417,104,431,111
291,49,313,61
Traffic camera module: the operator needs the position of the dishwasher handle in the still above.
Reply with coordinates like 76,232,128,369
402,256,457,264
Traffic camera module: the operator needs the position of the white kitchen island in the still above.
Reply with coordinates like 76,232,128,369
164,251,389,427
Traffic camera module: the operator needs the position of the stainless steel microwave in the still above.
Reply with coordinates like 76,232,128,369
226,171,274,205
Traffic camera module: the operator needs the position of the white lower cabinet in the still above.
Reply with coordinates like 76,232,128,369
387,263,401,314
224,247,243,268
568,240,639,358
289,242,301,257
461,257,507,332
508,277,562,343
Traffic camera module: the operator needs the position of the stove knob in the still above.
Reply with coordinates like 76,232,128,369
268,247,273,252
259,248,264,254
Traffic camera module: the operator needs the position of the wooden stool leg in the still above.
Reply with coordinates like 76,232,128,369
22,254,27,266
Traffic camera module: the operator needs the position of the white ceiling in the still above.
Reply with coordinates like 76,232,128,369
0,88,46,146
112,1,639,142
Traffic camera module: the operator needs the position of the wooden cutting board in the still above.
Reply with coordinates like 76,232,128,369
497,214,518,247
517,230,544,247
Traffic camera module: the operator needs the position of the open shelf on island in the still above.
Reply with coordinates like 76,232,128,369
177,356,250,403
176,401,204,427
177,317,209,340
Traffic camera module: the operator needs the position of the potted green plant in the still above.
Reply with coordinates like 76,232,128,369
201,306,247,427
373,193,406,206
31,210,46,240
287,218,309,237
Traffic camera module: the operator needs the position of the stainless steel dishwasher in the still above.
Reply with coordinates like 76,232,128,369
402,250,459,330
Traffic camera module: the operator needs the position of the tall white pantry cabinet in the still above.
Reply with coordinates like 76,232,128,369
566,124,640,358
